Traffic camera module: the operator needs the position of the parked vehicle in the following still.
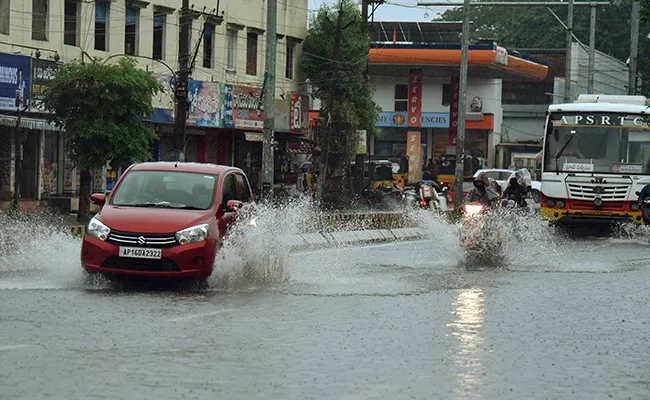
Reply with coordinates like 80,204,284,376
81,162,255,280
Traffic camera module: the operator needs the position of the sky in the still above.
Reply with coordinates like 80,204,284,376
307,0,455,22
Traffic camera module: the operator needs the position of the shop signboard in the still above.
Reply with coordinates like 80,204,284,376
449,77,460,146
30,58,59,112
93,167,106,193
187,80,225,127
147,73,175,124
0,53,31,111
377,111,448,128
231,85,264,131
406,69,423,183
290,93,309,134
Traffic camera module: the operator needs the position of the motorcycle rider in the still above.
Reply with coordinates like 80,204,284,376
463,172,501,207
503,169,533,208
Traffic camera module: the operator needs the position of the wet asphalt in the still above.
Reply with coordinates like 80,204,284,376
2,224,650,399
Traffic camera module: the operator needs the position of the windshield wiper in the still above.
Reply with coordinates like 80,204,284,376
175,205,205,210
127,202,177,208
553,135,574,175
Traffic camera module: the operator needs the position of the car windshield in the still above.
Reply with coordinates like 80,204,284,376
110,170,218,210
485,171,513,181
544,112,650,174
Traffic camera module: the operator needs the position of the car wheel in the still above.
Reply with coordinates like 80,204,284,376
531,189,541,203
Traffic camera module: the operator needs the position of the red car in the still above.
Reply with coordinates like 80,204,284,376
81,162,255,279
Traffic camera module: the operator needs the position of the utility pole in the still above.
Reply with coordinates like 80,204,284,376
316,2,345,202
174,0,191,162
588,4,596,93
453,0,470,209
262,0,277,200
629,0,640,95
564,0,574,102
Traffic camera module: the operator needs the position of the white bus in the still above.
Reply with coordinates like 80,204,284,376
540,94,650,225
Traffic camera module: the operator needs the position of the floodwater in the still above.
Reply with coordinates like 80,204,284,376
1,204,650,399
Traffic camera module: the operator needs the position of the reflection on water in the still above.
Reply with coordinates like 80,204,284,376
447,288,485,398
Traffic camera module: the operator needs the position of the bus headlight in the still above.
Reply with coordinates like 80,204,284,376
556,200,565,208
546,199,556,207
631,203,640,211
594,198,603,207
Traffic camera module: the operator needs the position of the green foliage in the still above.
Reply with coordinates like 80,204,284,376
301,0,380,136
41,57,164,171
440,4,650,94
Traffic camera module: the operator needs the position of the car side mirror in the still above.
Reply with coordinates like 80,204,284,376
90,193,106,206
225,200,243,212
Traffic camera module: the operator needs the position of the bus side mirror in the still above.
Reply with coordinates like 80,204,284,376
636,191,641,196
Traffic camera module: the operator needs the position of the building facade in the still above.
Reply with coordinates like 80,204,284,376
0,0,309,207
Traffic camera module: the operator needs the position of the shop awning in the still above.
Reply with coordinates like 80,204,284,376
0,114,61,131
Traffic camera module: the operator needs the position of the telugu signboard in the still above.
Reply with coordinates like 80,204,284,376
232,85,263,131
30,58,59,112
187,80,225,128
147,73,175,124
0,53,31,111
290,93,308,134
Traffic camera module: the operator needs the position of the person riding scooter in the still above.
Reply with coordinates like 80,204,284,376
503,169,533,209
463,172,501,208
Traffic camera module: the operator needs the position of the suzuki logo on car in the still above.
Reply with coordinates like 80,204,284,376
591,177,607,185
137,236,146,245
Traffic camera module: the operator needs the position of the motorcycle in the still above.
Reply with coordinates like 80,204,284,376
459,202,502,264
403,180,448,211
635,186,650,224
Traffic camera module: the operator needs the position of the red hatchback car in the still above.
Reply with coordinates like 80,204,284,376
81,162,255,279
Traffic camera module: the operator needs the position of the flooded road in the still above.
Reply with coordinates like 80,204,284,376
2,224,650,399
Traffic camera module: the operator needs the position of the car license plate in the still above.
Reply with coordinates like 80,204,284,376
119,247,162,259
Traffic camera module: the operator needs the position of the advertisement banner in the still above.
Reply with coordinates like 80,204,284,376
30,59,59,112
0,53,31,111
290,93,309,134
93,167,106,193
406,130,421,184
356,130,367,154
147,73,175,124
407,69,422,128
449,77,460,146
187,80,225,127
63,161,77,194
232,85,264,131
222,84,234,128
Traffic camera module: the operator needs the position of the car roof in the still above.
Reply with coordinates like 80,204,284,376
475,168,515,175
128,162,241,175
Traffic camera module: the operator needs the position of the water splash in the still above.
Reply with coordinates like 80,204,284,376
0,211,86,289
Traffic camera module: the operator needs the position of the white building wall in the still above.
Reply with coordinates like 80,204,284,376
1,0,307,95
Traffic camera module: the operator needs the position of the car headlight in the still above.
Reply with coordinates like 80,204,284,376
465,204,484,215
87,217,110,241
175,224,209,245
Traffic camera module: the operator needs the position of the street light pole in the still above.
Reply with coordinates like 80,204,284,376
174,0,191,162
262,0,277,200
564,0,574,102
453,0,470,209
629,0,640,95
588,3,596,93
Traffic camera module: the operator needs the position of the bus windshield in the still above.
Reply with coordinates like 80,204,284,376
544,112,650,175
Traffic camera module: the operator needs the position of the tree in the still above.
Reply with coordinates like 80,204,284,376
440,4,650,94
301,0,380,199
41,57,164,223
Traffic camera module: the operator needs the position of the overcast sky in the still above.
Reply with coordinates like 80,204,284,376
306,0,454,22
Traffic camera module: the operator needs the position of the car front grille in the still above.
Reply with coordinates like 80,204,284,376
102,256,181,272
107,230,177,248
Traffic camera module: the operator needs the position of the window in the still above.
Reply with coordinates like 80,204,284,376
109,170,218,210
64,0,78,46
125,6,138,55
32,0,48,41
0,0,10,35
394,84,408,112
153,13,165,60
203,24,214,68
246,32,258,76
442,84,451,106
94,1,108,51
226,29,237,70
285,42,295,80
221,174,238,206
235,174,251,203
